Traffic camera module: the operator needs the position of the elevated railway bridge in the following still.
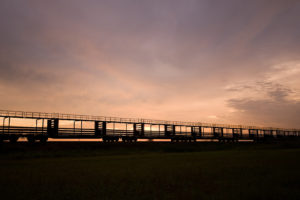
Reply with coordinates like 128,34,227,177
1,110,299,143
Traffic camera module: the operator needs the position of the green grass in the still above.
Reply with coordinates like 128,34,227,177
0,142,300,200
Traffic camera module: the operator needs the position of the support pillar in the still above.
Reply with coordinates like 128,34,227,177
164,125,175,137
191,126,196,138
240,128,243,137
133,123,144,137
95,121,106,137
199,126,202,137
213,127,223,138
249,129,258,139
47,118,59,137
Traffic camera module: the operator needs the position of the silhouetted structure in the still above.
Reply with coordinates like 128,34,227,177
0,110,299,143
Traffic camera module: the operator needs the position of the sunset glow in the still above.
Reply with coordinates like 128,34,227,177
1,0,300,128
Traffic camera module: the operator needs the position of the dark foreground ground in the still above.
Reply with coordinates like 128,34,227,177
0,141,300,200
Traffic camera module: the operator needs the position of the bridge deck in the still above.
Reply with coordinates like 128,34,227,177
0,110,300,142
1,110,298,131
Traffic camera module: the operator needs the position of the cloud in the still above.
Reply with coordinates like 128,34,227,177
0,0,300,127
228,97,300,128
226,66,300,128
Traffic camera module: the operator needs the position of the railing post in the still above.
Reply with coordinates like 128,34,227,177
158,124,161,136
221,128,223,137
102,122,106,136
213,127,217,137
42,119,44,134
94,121,99,136
2,117,5,134
164,125,169,137
142,123,145,136
240,128,243,137
36,119,38,134
191,126,194,137
199,126,202,137
133,123,137,136
113,122,115,135
172,125,175,136
8,117,10,134
81,121,83,135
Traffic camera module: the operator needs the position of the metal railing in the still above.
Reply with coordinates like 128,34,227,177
0,109,299,132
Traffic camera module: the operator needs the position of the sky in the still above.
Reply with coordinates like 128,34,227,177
0,0,300,128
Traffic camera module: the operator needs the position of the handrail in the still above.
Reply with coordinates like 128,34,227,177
0,109,299,131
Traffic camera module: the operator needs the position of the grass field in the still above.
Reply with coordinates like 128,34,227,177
0,142,300,200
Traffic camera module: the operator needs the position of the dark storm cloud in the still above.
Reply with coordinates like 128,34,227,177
0,0,300,126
